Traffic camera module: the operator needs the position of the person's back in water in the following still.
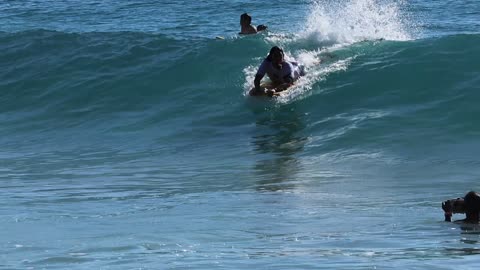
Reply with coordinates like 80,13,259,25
239,13,267,35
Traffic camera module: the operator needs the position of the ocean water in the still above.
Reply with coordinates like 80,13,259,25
1,0,480,269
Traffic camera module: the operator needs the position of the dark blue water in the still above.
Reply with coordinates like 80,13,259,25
1,0,480,269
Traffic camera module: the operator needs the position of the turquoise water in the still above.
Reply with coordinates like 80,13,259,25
1,0,480,269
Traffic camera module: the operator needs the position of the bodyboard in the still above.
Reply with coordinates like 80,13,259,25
249,82,289,97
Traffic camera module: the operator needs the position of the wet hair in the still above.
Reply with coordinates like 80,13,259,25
257,24,267,31
240,13,252,24
464,191,480,214
266,46,284,61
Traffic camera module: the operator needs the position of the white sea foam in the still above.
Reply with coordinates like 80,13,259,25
300,0,414,44
274,56,354,103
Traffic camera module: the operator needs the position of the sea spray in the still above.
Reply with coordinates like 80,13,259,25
301,0,414,43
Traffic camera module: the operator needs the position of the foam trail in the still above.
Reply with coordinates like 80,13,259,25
274,56,353,103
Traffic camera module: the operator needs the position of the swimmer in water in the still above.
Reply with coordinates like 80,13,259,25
442,191,480,223
239,13,267,35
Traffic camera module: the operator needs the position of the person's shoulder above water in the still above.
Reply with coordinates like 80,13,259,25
239,13,267,35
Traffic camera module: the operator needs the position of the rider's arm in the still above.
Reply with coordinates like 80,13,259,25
254,74,264,92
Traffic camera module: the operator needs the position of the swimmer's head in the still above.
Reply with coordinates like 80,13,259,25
464,191,480,223
267,46,284,64
257,24,267,31
464,191,480,213
240,13,252,26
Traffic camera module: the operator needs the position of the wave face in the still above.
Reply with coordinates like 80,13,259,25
2,0,480,269
1,30,479,150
